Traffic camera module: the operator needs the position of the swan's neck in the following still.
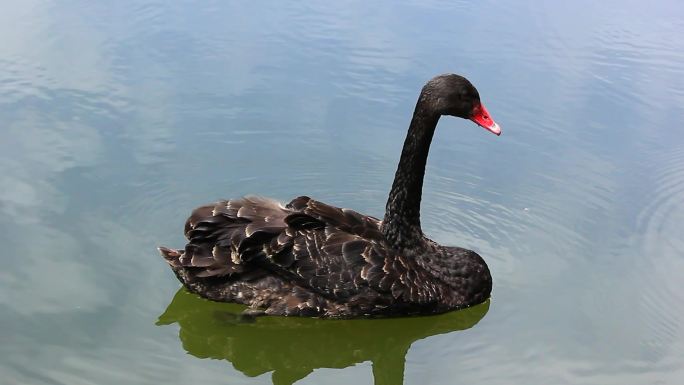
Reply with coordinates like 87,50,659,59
382,102,439,250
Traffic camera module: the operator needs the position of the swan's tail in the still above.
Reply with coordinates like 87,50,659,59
158,246,183,267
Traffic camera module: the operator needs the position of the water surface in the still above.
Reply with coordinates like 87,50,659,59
1,1,683,384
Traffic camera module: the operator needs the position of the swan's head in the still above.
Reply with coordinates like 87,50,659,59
422,74,501,136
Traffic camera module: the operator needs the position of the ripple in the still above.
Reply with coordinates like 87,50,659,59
636,146,684,240
629,144,684,367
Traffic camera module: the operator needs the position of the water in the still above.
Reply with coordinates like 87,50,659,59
1,1,683,384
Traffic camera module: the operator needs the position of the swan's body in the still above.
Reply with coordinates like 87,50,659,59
159,74,500,318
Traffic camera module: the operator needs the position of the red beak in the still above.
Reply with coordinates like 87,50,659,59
469,102,501,136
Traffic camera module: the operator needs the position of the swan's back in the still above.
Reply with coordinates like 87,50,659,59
159,196,473,317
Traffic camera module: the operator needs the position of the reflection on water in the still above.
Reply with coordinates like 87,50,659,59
157,289,489,385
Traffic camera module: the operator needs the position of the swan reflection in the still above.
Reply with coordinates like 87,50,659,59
157,289,489,385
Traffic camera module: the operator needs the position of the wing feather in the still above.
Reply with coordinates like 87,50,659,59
162,195,417,304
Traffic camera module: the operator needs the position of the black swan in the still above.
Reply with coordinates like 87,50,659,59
159,73,501,318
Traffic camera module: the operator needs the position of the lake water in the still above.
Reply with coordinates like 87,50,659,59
1,1,683,384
